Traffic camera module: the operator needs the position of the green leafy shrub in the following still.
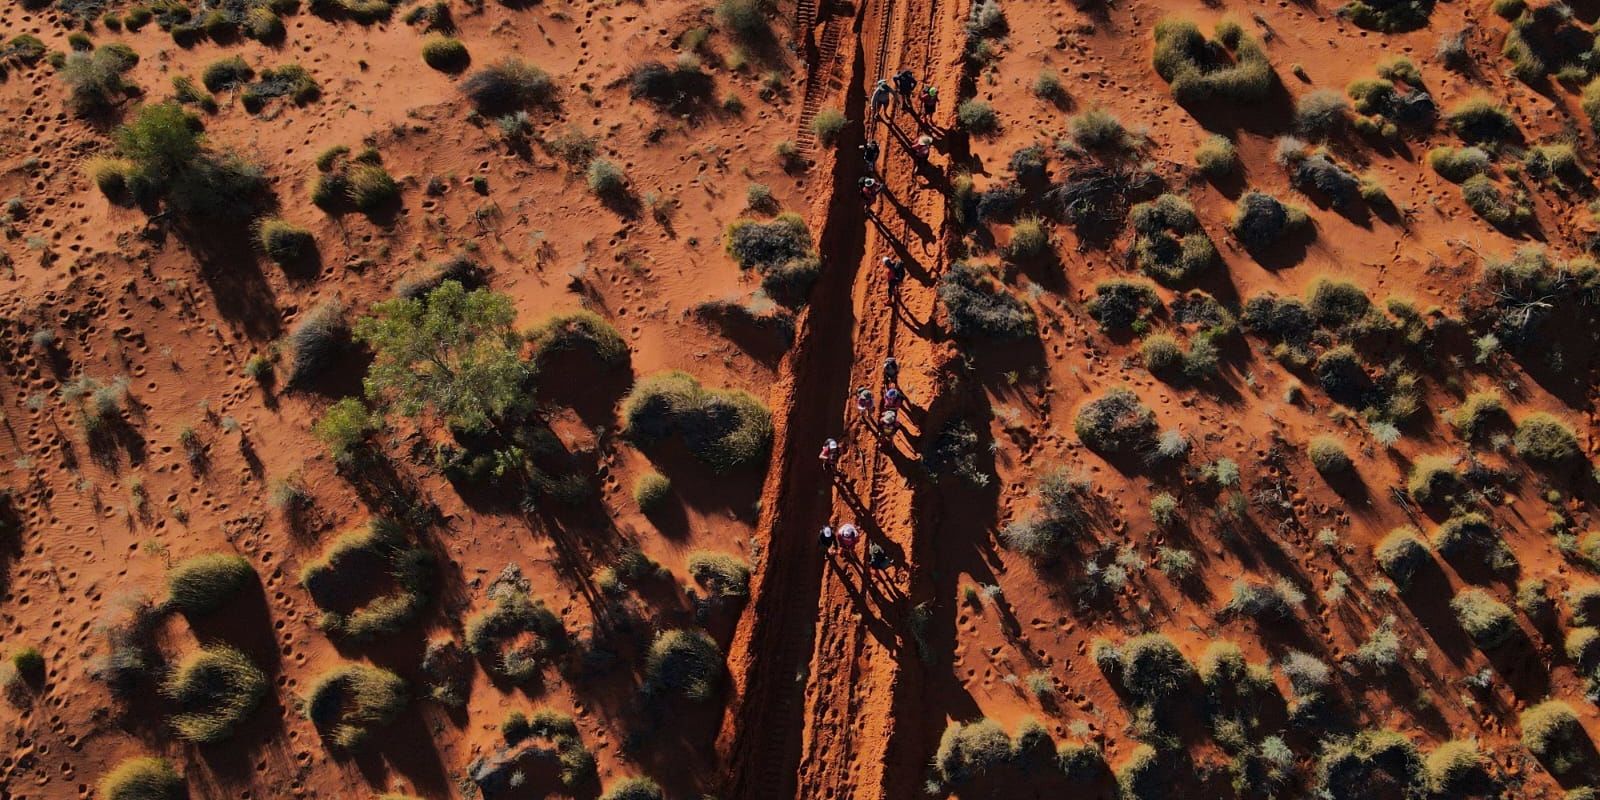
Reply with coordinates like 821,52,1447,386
1074,387,1156,455
1129,193,1214,284
256,218,315,266
622,371,772,472
466,591,568,682
100,757,183,800
1451,588,1517,649
161,644,267,743
1374,528,1429,588
300,519,432,640
167,553,255,615
643,628,723,701
421,35,468,71
686,551,750,598
112,102,266,221
1151,18,1275,105
61,44,141,116
1514,412,1581,465
938,261,1035,340
314,398,376,462
305,663,406,749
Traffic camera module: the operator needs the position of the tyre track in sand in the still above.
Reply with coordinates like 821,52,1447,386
718,0,966,794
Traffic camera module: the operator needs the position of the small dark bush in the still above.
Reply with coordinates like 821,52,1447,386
421,35,468,71
1130,193,1214,283
1000,469,1093,562
1426,740,1495,796
202,55,253,92
1224,579,1300,620
1307,436,1351,474
1461,174,1531,230
465,591,568,682
633,472,671,512
1313,345,1370,403
286,300,349,387
1074,387,1156,454
1316,730,1425,800
715,0,770,44
1087,279,1160,331
1407,455,1461,504
1241,293,1314,344
1450,391,1507,440
1118,633,1193,706
1432,513,1515,574
957,99,1000,135
1427,146,1490,182
527,311,628,368
600,777,665,800
1452,588,1517,649
1307,278,1372,329
1068,108,1134,152
643,628,723,701
1287,150,1363,209
1447,97,1518,144
1194,135,1238,179
161,644,267,743
1374,528,1429,589
61,45,141,116
1514,412,1581,465
939,261,1035,339
933,718,1014,786
345,162,398,210
1295,90,1350,138
1522,701,1590,780
300,519,432,641
627,59,713,110
257,218,314,265
686,551,750,598
1231,190,1310,251
725,213,818,304
167,553,255,615
305,663,406,749
463,58,555,114
622,371,772,472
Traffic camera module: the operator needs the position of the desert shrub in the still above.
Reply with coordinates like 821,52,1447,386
1074,387,1156,455
1313,345,1370,404
1407,455,1461,504
1461,174,1531,230
1307,436,1351,474
1374,528,1430,588
1522,700,1591,779
1285,149,1363,209
1571,585,1600,627
809,108,846,146
1129,193,1214,284
1585,77,1600,133
61,44,141,116
305,663,406,749
622,371,772,472
300,520,432,640
1117,744,1164,800
1306,278,1371,329
1231,190,1310,251
161,644,267,743
527,310,628,368
600,777,665,800
933,718,1013,786
957,99,1000,135
686,551,750,598
342,162,397,210
643,628,723,701
1057,741,1109,781
202,54,253,92
627,59,713,112
1567,627,1600,666
1447,96,1518,144
100,757,183,800
1427,146,1490,183
725,213,818,304
1514,413,1581,466
1524,143,1584,185
1118,633,1193,706
1225,579,1301,620
286,300,349,387
166,553,255,615
586,158,628,198
632,472,671,513
1241,293,1314,345
256,218,314,266
1006,216,1050,261
113,102,265,220
1198,642,1274,710
1087,279,1159,331
939,261,1035,339
715,0,770,43
421,35,468,71
1295,89,1350,139
1032,69,1066,103
1503,4,1596,84
1519,578,1555,618
1151,18,1274,105
1194,135,1238,179
1451,390,1508,440
1000,469,1093,562
1141,334,1183,375
314,398,375,461
1432,513,1514,573
1068,108,1134,152
2,34,46,65
1316,730,1424,799
466,591,567,681
1426,740,1494,795
462,58,554,114
1452,588,1517,649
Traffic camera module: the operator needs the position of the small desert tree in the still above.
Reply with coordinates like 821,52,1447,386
354,280,531,431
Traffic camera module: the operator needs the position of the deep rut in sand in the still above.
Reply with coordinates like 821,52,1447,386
718,0,967,795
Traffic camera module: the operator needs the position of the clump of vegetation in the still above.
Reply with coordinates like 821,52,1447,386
633,472,671,513
932,718,1015,787
1315,730,1424,798
314,398,376,463
311,147,400,214
60,43,140,117
1407,455,1461,504
1001,469,1094,562
1295,90,1350,139
1281,146,1365,210
724,213,820,304
466,591,567,682
462,58,555,114
1074,387,1157,455
1426,740,1495,795
1068,108,1136,152
1432,513,1515,575
716,0,772,45
957,99,1000,135
643,628,723,702
100,757,184,800
938,261,1035,340
527,311,629,369
421,35,469,71
239,64,320,112
1224,579,1303,621
1427,146,1490,182
95,102,267,221
1374,528,1430,589
1087,279,1160,331
1521,700,1591,780
1339,0,1433,32
1460,174,1531,231
1006,217,1050,261
687,551,751,598
1447,96,1519,144
1151,17,1275,105
1503,4,1597,84
1450,390,1508,440
1346,58,1435,136
600,777,665,800
1129,194,1215,284
1117,744,1165,800
622,371,772,473
1514,412,1581,466
1307,436,1351,474
256,218,315,266
1231,190,1311,252
1194,135,1238,179
305,663,407,749
166,553,255,615
627,58,714,113
1452,588,1517,649
300,519,433,640
161,644,267,743
286,300,350,388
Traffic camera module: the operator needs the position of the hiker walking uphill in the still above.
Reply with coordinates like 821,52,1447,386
859,140,881,174
870,78,894,123
858,176,882,206
882,256,905,299
920,85,938,117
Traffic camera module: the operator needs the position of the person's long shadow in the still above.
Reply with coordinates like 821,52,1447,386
878,186,936,244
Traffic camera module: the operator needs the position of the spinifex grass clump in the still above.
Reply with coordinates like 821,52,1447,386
1074,387,1157,455
938,261,1036,340
161,644,267,743
305,663,406,749
527,311,629,369
622,371,772,473
166,553,255,615
466,591,568,682
100,757,184,800
1129,194,1215,284
1151,18,1275,106
724,213,819,304
299,519,432,641
643,628,723,702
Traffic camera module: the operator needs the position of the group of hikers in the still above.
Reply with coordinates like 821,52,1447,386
857,69,937,205
816,353,906,571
